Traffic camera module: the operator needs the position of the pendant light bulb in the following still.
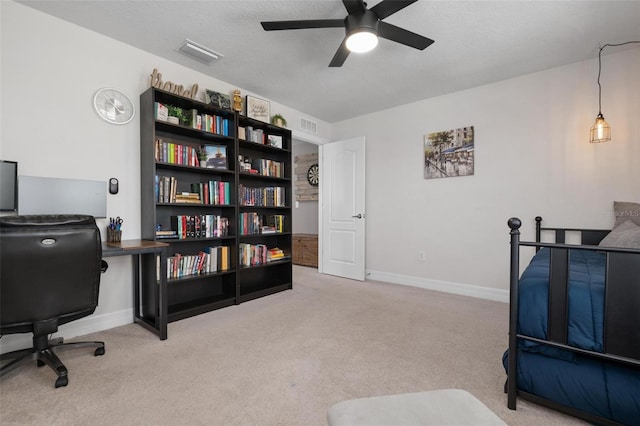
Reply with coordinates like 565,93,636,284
589,113,611,143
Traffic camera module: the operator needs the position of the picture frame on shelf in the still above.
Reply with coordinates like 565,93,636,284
246,95,270,122
267,134,283,149
205,145,228,170
205,89,231,110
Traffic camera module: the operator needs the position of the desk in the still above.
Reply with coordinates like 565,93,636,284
102,239,168,340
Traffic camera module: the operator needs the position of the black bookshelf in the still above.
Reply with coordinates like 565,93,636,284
139,87,292,332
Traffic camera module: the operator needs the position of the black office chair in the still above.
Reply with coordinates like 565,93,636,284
0,214,108,388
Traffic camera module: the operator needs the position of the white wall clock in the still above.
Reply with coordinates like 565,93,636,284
93,88,135,125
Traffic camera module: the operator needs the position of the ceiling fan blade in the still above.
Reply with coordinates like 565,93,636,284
377,21,434,50
329,38,350,67
342,0,366,15
261,19,344,31
370,0,419,20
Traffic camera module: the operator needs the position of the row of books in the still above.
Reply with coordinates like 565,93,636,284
239,213,285,235
155,102,232,136
239,156,284,178
167,246,230,279
238,126,264,144
155,176,231,205
239,244,286,267
190,181,231,205
170,214,229,239
155,138,198,167
239,185,286,207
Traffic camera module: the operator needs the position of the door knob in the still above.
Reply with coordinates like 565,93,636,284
352,214,363,219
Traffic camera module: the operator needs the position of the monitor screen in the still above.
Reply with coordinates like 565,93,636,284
0,160,18,211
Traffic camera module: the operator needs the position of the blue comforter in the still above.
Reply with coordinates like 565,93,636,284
504,247,640,424
518,247,605,352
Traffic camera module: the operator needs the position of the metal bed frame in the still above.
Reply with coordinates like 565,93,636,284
506,216,640,425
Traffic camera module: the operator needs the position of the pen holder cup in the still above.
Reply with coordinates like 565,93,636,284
107,228,122,243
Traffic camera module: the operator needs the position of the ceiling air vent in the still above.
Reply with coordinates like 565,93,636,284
300,117,318,135
178,39,224,65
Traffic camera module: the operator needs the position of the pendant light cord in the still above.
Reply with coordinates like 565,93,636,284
597,41,640,115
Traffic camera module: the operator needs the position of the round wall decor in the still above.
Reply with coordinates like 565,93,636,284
306,163,319,186
93,88,135,125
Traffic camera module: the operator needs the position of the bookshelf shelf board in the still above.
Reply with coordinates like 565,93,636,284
239,173,290,182
161,235,236,243
155,121,235,142
168,296,237,323
239,140,290,154
238,283,292,303
167,269,236,285
156,202,235,208
238,258,291,270
239,232,291,239
156,162,234,175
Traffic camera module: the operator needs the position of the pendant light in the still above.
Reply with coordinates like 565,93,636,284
590,41,640,143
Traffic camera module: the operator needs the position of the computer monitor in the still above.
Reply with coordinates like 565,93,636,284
0,160,18,212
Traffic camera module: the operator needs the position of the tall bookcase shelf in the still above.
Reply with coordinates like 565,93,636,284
140,87,292,333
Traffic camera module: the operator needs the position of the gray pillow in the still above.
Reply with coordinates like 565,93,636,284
599,220,640,249
614,201,640,227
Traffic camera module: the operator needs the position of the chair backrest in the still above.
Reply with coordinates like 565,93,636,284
0,215,102,336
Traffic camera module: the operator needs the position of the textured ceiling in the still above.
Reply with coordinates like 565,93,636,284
18,1,640,123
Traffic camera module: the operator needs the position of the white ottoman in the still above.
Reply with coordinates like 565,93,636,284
327,389,507,426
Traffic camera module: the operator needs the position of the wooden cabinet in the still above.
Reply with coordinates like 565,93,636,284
293,234,318,268
139,87,292,330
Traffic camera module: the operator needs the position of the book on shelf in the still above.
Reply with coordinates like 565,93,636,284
238,127,246,140
170,214,229,239
239,213,285,235
250,158,283,177
155,138,198,167
244,126,265,144
204,145,228,170
267,247,285,262
166,245,231,279
239,185,286,207
189,181,230,205
155,230,178,239
238,244,286,266
155,102,168,121
175,192,202,204
156,175,178,203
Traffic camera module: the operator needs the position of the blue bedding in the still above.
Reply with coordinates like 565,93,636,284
518,248,605,352
503,248,640,424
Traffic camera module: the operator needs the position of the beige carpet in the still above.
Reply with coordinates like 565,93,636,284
0,266,585,425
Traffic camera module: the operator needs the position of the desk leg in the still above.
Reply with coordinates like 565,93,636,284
132,250,168,340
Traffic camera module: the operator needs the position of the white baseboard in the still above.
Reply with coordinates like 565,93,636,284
366,269,509,303
0,308,133,354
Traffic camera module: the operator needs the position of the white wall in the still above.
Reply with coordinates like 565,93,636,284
0,1,329,350
332,46,640,301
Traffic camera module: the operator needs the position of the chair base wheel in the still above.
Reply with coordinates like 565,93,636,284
94,347,105,356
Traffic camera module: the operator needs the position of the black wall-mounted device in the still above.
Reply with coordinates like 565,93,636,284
109,178,119,194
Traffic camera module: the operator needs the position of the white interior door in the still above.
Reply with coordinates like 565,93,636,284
319,136,365,281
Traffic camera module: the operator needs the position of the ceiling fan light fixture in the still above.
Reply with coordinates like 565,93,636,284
346,30,378,53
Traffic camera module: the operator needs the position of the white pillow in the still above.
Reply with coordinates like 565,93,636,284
599,220,640,249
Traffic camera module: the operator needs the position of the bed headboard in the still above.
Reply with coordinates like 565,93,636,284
534,216,610,248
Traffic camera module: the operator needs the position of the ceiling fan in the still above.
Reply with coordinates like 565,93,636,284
261,0,434,67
